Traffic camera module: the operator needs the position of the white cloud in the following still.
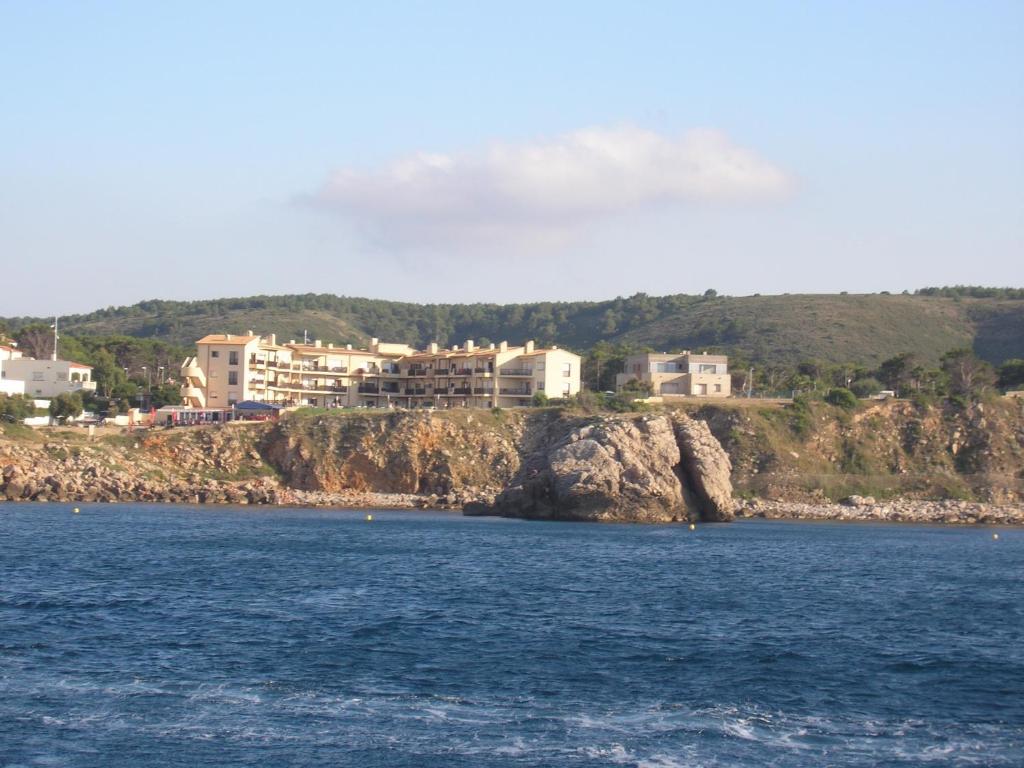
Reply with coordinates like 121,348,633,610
307,126,792,249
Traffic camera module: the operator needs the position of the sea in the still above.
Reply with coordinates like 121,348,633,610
1,504,1021,767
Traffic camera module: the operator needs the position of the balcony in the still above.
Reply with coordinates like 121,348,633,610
473,387,495,395
358,384,380,394
249,356,268,366
330,366,348,373
499,368,533,377
499,388,532,396
407,369,428,377
453,368,473,376
181,385,206,407
404,388,427,395
452,387,471,395
180,358,207,387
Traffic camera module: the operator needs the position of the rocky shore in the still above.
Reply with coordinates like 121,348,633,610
1,403,1022,525
738,496,1024,525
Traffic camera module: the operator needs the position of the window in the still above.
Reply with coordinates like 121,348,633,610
229,351,239,366
228,392,238,405
562,383,571,395
714,384,722,392
211,351,220,358
228,371,238,385
699,363,716,373
33,372,44,381
537,381,545,391
561,363,572,377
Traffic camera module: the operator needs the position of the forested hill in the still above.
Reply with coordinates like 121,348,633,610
3,289,1023,366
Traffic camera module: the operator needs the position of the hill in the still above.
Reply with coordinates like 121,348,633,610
3,290,1023,367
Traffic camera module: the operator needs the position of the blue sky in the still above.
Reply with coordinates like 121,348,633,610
1,1,1021,315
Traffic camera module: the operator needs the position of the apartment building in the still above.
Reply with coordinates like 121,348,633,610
615,351,731,398
181,333,581,409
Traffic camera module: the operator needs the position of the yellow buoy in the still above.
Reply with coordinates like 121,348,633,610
73,507,80,514
689,523,696,531
366,514,373,522
993,533,999,540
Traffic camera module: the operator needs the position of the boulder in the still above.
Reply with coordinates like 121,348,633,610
470,413,734,523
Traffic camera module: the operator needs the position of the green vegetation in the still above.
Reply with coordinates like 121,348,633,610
4,288,1023,368
0,394,36,422
49,392,83,424
824,387,858,410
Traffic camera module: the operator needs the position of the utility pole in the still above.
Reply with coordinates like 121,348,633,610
51,316,58,361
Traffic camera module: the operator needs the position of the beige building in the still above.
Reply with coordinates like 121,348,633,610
181,333,581,409
616,351,731,398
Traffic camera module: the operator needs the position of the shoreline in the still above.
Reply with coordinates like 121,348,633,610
2,493,1023,526
737,498,1024,526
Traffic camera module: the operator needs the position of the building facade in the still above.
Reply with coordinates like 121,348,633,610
615,352,731,398
0,344,26,396
181,333,581,409
1,353,96,399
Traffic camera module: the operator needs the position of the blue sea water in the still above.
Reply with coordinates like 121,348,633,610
0,504,1022,767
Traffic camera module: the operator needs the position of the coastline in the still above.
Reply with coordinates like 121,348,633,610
2,490,1022,526
737,498,1024,526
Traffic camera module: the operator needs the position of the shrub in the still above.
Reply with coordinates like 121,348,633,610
787,395,815,437
49,392,84,424
849,377,883,398
824,387,858,410
531,392,549,407
0,394,35,422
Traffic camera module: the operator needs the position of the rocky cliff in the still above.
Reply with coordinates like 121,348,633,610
0,409,735,522
1,398,1022,524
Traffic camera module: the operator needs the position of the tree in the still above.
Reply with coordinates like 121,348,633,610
14,323,55,360
150,382,182,408
824,387,858,410
941,349,996,400
531,391,549,407
849,377,883,398
49,392,83,424
998,359,1024,390
877,353,917,396
91,348,126,398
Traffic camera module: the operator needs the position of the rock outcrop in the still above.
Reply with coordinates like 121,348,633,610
672,413,734,522
467,412,734,523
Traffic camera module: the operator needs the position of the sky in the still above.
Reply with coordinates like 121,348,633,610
1,1,1021,315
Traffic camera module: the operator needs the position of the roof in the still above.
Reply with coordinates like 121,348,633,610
519,349,579,358
233,400,283,411
68,362,92,369
196,334,259,345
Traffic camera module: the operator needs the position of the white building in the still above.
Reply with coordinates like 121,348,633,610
0,344,26,396
2,357,96,399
